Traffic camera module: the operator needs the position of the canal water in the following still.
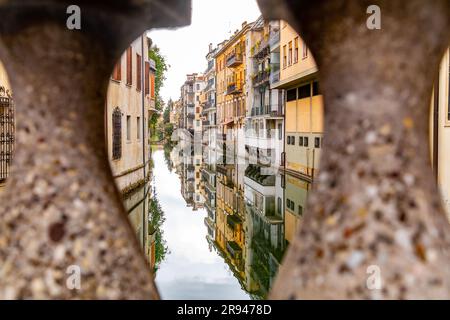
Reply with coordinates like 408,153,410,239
150,145,310,299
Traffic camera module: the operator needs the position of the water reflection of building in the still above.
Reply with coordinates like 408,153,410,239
0,60,14,187
284,173,310,244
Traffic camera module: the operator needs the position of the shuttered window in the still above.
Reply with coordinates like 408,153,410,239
136,53,141,91
112,60,121,81
112,107,122,160
144,61,150,95
126,47,132,85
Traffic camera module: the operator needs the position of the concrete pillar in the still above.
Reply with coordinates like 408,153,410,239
0,1,190,299
258,0,450,299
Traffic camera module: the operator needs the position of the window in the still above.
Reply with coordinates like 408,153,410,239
287,136,291,145
315,137,321,148
304,137,309,147
299,136,304,146
286,88,297,102
290,200,295,210
277,197,282,215
313,81,320,96
288,41,292,65
302,40,308,59
196,84,200,91
294,37,299,63
291,136,295,145
283,45,287,68
112,108,122,160
126,47,132,85
286,198,291,209
298,205,303,216
136,53,141,91
448,66,450,121
298,83,311,99
278,123,282,140
126,115,131,141
137,117,141,140
112,60,121,81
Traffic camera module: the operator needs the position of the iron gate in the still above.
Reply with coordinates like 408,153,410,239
0,91,14,183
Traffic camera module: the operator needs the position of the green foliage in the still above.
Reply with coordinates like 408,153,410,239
163,101,171,123
148,45,169,112
148,194,168,272
164,123,174,139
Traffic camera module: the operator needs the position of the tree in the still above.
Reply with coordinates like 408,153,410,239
148,45,168,112
148,45,169,139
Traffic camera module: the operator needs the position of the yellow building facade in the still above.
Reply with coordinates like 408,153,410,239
273,21,324,181
215,23,252,161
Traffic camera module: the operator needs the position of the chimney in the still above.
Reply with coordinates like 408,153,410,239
209,43,212,52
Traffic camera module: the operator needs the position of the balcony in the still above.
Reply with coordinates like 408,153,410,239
268,31,280,49
226,53,243,68
226,241,242,260
205,60,214,74
269,69,280,85
252,37,270,59
252,71,270,87
202,100,216,112
202,120,210,126
249,104,283,118
226,82,242,95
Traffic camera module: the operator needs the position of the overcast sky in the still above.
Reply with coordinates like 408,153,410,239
147,0,261,104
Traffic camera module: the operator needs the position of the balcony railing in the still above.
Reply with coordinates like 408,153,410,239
252,71,270,87
253,37,270,59
226,82,242,95
249,104,283,117
226,53,243,68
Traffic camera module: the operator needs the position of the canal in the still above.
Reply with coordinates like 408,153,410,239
149,144,310,299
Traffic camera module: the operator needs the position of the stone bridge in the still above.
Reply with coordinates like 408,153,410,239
0,0,448,299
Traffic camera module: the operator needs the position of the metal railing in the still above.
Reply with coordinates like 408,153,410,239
226,53,243,68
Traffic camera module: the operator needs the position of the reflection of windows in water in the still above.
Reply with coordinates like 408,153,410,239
315,137,321,148
112,107,122,160
286,198,295,211
277,197,282,215
0,94,14,182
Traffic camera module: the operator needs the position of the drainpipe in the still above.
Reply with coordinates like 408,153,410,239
141,33,147,252
433,75,439,182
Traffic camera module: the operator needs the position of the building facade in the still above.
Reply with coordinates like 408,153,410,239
273,21,323,182
245,16,284,170
106,34,157,266
215,22,252,164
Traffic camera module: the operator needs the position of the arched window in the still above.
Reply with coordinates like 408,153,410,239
112,107,122,160
0,88,14,183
